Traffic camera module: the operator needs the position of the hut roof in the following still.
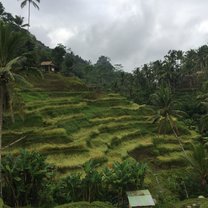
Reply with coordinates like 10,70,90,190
40,61,55,66
126,190,155,207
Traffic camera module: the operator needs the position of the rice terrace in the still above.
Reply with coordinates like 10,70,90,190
1,0,208,207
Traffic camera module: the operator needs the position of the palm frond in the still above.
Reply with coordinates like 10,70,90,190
24,67,44,79
0,23,25,66
151,113,162,124
32,1,39,9
21,23,29,28
13,73,33,88
20,0,27,8
3,57,23,72
200,114,208,133
172,110,188,118
184,144,208,177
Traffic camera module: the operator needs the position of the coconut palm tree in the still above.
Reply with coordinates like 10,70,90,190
19,0,40,30
151,86,187,152
197,88,208,134
185,144,208,190
13,15,29,28
0,21,29,197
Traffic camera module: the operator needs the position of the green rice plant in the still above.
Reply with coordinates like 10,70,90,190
43,107,83,118
26,98,80,110
20,91,49,102
31,73,87,91
98,121,141,134
58,117,92,134
44,113,84,125
84,156,108,167
47,91,90,98
3,113,44,130
110,136,120,147
37,128,68,139
119,130,142,142
27,102,87,114
86,130,101,147
89,130,100,139
110,102,141,110
3,127,70,147
157,151,189,168
87,99,129,108
110,131,142,148
42,145,89,155
90,115,132,124
157,143,188,154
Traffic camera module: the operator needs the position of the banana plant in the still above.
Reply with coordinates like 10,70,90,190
2,150,54,207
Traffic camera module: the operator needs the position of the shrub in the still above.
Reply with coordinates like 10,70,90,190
161,169,207,201
54,160,103,204
54,159,147,207
102,159,147,206
2,149,54,207
54,173,83,204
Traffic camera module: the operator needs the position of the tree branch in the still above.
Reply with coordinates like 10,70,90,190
2,136,27,150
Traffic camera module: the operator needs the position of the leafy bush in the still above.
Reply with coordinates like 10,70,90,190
54,160,103,204
54,173,83,204
2,149,54,207
54,159,147,207
102,159,147,206
161,169,208,201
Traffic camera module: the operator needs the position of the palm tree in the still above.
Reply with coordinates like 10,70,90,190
13,15,29,28
0,21,28,197
19,0,40,30
151,86,187,152
197,90,208,134
185,144,208,190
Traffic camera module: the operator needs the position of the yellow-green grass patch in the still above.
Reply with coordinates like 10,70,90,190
110,102,141,110
44,113,84,125
156,151,191,167
107,136,153,161
157,143,183,152
26,102,87,114
46,149,105,171
89,115,132,123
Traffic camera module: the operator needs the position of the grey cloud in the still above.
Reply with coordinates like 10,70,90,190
2,0,208,71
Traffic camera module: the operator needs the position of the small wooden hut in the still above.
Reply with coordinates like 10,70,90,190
126,190,155,208
40,61,58,72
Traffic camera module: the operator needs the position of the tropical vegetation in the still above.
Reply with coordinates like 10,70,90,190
1,2,208,208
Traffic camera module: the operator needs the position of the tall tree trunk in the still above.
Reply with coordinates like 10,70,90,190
0,85,3,198
168,114,187,157
28,1,31,30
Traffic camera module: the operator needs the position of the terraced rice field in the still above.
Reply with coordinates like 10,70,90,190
3,74,198,176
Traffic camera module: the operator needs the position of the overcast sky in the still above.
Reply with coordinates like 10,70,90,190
2,0,208,71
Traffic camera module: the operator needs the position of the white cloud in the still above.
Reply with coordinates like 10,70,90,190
47,28,76,47
198,21,208,34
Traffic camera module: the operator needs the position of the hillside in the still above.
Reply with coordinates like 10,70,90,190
2,73,198,177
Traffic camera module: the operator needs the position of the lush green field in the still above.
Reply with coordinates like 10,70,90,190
3,73,198,177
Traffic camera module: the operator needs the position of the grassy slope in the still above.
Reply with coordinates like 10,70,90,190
55,201,114,208
175,198,208,208
3,73,198,177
